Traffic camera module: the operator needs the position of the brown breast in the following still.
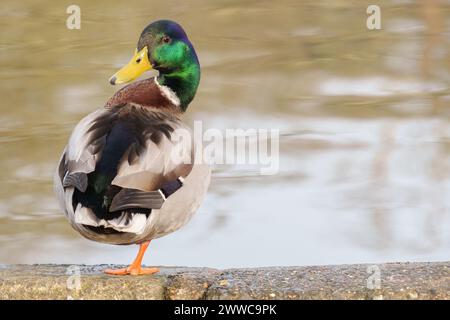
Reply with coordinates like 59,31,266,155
105,78,178,111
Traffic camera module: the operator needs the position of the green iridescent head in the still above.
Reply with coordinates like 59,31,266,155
109,20,200,111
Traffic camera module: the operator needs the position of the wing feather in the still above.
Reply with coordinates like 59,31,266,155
57,104,194,196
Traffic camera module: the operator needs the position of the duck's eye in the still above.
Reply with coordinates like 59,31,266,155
162,35,171,44
135,58,142,63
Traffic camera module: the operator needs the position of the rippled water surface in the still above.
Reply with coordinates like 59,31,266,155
0,0,449,267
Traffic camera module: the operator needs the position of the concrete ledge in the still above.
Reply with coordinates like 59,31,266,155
0,262,448,299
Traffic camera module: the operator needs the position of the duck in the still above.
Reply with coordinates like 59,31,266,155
54,20,211,275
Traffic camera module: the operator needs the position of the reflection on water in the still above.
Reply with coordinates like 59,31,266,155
0,0,449,267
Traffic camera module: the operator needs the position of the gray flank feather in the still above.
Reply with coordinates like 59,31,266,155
109,188,165,212
63,172,88,192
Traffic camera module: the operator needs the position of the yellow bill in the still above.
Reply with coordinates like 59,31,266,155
109,46,152,85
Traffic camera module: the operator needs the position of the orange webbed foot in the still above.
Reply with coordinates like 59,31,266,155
104,266,160,276
104,241,159,276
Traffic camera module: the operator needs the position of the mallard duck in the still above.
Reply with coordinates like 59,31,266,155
54,20,210,275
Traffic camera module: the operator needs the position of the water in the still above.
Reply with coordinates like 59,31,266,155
0,0,449,267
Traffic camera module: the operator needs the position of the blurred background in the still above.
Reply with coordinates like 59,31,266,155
0,0,449,267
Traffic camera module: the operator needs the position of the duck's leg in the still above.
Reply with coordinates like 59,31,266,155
104,241,160,276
